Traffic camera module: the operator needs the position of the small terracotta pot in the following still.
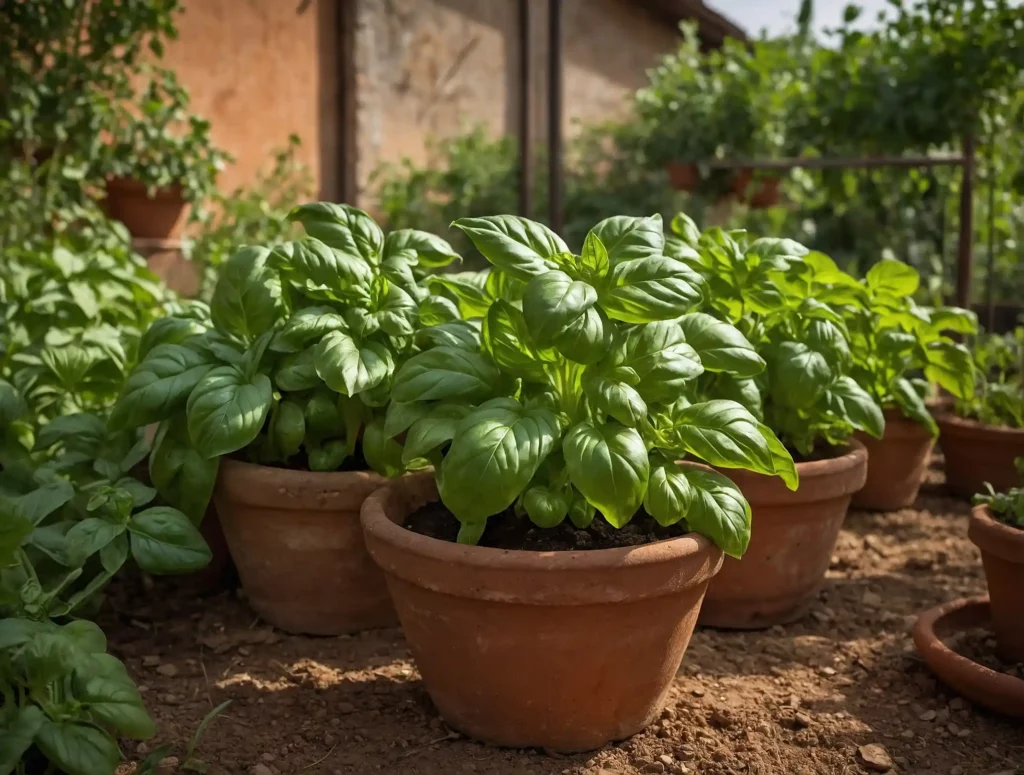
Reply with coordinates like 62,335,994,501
748,177,782,208
360,472,723,752
935,414,1024,497
699,441,868,629
853,408,935,511
969,505,1024,662
913,597,1024,718
104,177,187,239
666,162,700,192
214,459,396,635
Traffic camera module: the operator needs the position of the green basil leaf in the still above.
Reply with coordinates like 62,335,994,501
35,413,106,453
603,257,704,322
604,321,703,402
385,229,460,268
552,305,611,365
99,532,129,575
383,401,431,439
0,705,44,772
755,422,799,490
314,331,394,397
452,216,566,280
128,507,212,574
893,377,939,436
273,347,323,392
138,316,207,361
9,480,76,525
392,346,502,403
74,673,155,739
522,271,598,347
824,376,885,439
588,214,664,264
403,404,471,463
771,342,832,409
274,238,373,293
670,400,780,480
149,420,219,523
684,468,751,559
65,519,126,567
41,345,96,389
289,202,383,263
186,366,273,459
644,460,694,527
210,246,284,342
363,417,407,477
923,341,975,400
0,511,33,566
670,212,701,246
579,231,611,279
678,312,764,377
0,379,28,426
418,296,461,327
427,271,494,318
108,344,211,431
866,259,920,298
306,438,348,472
483,300,550,382
714,374,763,421
34,720,119,775
415,321,482,351
583,375,647,426
438,399,560,522
272,399,306,458
523,485,570,528
563,421,649,528
270,306,348,353
923,306,978,337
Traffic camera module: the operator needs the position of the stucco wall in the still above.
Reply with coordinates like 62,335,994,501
162,0,336,198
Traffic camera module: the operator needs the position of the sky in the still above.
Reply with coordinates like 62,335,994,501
707,0,892,37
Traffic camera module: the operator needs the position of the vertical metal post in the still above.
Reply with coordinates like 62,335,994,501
984,137,996,332
955,134,975,310
547,0,563,235
338,0,357,204
518,0,533,217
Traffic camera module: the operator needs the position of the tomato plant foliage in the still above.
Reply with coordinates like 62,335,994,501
392,213,798,558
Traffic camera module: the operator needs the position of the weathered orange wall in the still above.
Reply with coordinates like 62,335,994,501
161,0,336,198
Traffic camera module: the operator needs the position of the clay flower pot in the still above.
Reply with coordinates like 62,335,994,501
935,414,1024,497
104,177,188,239
969,505,1024,662
699,441,868,629
213,459,396,635
360,472,723,752
666,162,700,192
732,169,782,208
853,408,935,511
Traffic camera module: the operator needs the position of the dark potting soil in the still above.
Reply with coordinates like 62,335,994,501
231,447,371,473
789,442,848,464
404,501,689,551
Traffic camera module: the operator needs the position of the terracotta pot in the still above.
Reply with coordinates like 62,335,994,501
666,162,700,192
749,177,783,208
853,408,935,511
699,441,868,629
360,472,723,752
969,505,1024,662
913,597,1024,718
103,177,187,239
214,459,396,635
935,414,1024,497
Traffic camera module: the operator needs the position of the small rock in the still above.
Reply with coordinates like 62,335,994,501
659,755,674,767
642,763,665,774
957,728,970,739
157,756,179,774
794,712,812,729
857,743,894,773
336,702,356,714
900,729,914,740
862,591,883,607
947,722,960,735
671,766,690,775
691,687,705,697
142,655,161,667
261,753,275,763
711,750,728,763
324,732,337,746
919,709,937,721
238,646,251,656
155,664,178,678
820,667,837,677
249,766,273,775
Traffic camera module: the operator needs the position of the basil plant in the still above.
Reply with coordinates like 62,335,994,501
956,327,1024,428
389,214,797,558
108,203,461,521
843,260,976,436
666,213,886,456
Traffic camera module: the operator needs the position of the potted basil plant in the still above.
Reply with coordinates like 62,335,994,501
667,215,883,628
108,202,461,634
360,213,795,752
844,260,977,510
939,327,1024,496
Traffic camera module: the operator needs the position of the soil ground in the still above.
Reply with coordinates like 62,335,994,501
106,457,1024,775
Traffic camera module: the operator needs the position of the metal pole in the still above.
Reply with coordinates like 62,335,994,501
955,134,975,310
518,0,533,217
985,137,996,332
547,0,563,235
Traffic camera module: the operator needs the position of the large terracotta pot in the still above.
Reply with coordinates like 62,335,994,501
360,472,723,752
936,414,1024,497
666,162,700,192
214,460,396,635
699,441,868,629
969,505,1024,662
853,408,935,511
104,177,187,239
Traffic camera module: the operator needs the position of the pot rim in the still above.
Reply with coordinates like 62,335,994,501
216,457,386,510
935,412,1024,438
361,470,718,571
969,504,1024,563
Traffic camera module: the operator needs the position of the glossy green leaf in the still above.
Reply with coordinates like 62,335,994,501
403,404,472,462
669,400,780,480
523,485,570,528
683,468,751,558
824,376,886,439
186,366,273,459
588,214,664,264
427,272,493,318
418,295,461,327
563,421,649,528
128,507,212,574
415,320,482,351
314,331,394,397
385,229,460,267
75,673,155,739
452,216,566,280
34,720,120,775
0,705,44,772
210,246,283,341
644,460,694,527
583,375,647,426
275,238,373,293
866,259,920,298
393,346,502,403
483,300,549,381
273,347,323,392
522,271,598,347
108,344,211,431
270,306,347,353
363,418,407,477
923,341,975,400
603,257,704,323
677,312,764,377
9,479,76,525
771,342,832,409
604,320,703,401
35,413,106,453
65,519,126,567
138,316,207,361
893,377,938,436
552,305,610,365
149,420,219,524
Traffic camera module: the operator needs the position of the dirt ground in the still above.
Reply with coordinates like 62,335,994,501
105,457,1024,775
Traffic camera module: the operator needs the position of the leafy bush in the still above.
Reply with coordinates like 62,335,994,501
110,203,462,519
390,213,797,556
973,457,1024,528
956,327,1024,427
